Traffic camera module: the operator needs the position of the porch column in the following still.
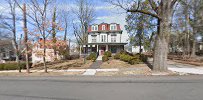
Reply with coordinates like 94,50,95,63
106,45,108,51
97,45,99,52
79,45,82,56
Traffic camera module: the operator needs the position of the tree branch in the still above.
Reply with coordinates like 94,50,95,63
171,0,178,8
148,0,158,13
127,9,161,19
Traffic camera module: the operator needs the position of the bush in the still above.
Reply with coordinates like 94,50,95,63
113,51,148,65
104,51,112,57
114,53,120,59
66,55,80,60
86,52,97,61
0,62,27,70
120,54,132,62
128,57,142,65
140,54,148,62
102,55,109,62
120,50,127,54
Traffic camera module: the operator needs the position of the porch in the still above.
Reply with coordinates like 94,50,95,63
79,43,126,56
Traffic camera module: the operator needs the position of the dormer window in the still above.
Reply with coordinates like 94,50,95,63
102,25,105,30
110,24,117,30
91,25,98,31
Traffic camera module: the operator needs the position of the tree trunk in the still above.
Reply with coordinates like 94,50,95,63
23,3,30,73
64,21,68,41
153,20,169,71
43,38,47,73
153,3,173,71
16,55,21,73
191,28,197,57
191,39,196,57
52,7,57,61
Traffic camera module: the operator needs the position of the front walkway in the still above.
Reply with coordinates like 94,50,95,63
83,55,103,75
96,55,103,60
89,55,103,69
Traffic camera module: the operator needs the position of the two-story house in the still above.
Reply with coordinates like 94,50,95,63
80,23,127,56
32,38,69,63
0,40,16,61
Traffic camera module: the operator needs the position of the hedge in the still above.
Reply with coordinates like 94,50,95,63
102,55,109,62
104,51,112,57
113,51,148,65
0,62,28,70
114,53,120,59
86,52,97,62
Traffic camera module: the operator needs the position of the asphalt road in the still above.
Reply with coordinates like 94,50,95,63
0,75,203,100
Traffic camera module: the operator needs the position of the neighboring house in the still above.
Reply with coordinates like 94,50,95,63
0,40,16,61
32,39,69,63
80,23,127,56
131,46,145,54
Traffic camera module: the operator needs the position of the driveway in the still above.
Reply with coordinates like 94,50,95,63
168,60,203,74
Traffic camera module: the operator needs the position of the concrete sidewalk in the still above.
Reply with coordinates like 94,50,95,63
168,61,203,75
0,69,119,76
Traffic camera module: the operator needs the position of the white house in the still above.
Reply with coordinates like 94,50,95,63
32,39,68,64
131,46,145,54
80,23,127,56
0,40,16,61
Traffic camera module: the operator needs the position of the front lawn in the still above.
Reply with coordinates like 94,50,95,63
100,59,149,69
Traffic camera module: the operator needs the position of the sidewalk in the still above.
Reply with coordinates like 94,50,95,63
168,61,203,75
0,69,119,76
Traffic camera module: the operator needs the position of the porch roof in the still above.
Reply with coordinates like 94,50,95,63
81,42,127,45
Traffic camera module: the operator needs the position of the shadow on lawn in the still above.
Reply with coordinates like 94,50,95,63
144,61,153,70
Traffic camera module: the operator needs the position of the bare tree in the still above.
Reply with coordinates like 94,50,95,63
108,0,178,71
27,0,53,73
73,0,95,44
59,6,69,41
190,0,203,57
14,0,30,73
0,0,21,72
51,7,57,60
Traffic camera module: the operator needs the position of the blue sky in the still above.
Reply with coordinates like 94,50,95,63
0,0,129,43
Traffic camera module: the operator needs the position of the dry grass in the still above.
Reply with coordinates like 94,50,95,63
32,59,93,70
0,71,84,76
97,59,152,76
100,59,148,69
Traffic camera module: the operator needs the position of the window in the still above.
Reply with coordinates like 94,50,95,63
3,53,6,57
111,35,116,42
0,48,5,52
101,35,106,42
102,25,105,30
91,25,98,31
92,35,97,43
110,24,117,30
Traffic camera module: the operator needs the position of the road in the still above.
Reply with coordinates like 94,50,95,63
0,76,203,100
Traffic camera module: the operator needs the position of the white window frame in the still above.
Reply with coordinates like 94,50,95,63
111,35,116,42
110,24,117,30
101,35,106,42
91,25,98,31
102,25,105,30
91,35,97,43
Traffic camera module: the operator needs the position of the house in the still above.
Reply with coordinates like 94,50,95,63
80,23,127,56
32,39,69,63
131,46,146,54
0,40,16,61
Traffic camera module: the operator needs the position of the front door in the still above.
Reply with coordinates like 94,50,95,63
111,46,117,53
100,46,106,55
